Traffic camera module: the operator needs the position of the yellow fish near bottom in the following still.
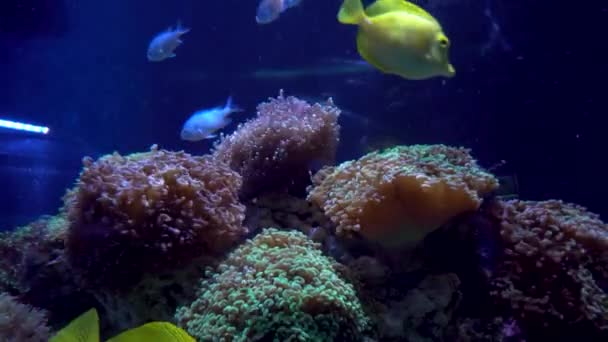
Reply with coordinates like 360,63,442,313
50,308,195,342
337,0,456,80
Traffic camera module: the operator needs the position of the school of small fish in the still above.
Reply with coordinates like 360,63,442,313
144,0,456,141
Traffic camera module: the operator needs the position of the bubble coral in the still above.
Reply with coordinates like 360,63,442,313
213,90,341,199
175,228,370,341
0,292,50,342
65,146,247,288
489,199,608,331
307,145,498,248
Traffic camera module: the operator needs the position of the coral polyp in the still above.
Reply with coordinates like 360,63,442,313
308,145,499,248
175,228,369,341
213,90,340,199
65,146,247,288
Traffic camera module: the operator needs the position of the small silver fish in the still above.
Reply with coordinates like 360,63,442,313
256,0,302,24
147,22,190,62
180,97,243,141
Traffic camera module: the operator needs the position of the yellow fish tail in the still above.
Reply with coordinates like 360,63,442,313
107,322,196,342
50,308,196,342
50,308,99,342
338,0,367,25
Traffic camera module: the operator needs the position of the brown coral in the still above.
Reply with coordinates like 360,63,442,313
489,199,608,331
307,145,498,248
0,292,50,342
65,146,247,288
213,90,340,199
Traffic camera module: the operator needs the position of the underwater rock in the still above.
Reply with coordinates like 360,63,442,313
213,90,341,200
244,193,332,235
348,256,391,287
65,146,247,289
448,316,524,341
375,273,462,341
307,144,499,249
175,228,370,341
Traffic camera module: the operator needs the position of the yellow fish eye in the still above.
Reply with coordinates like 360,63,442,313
438,36,449,48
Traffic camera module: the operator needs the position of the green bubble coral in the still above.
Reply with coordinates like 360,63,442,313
175,228,369,341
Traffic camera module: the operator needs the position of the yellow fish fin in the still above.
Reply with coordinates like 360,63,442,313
365,0,438,24
106,322,196,342
338,0,368,25
50,308,100,342
356,32,391,74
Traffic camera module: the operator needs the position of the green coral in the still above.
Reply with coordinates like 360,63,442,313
175,228,369,341
0,215,68,293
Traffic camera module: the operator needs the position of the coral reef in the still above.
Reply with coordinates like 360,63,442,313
0,215,67,293
175,228,370,341
308,145,499,248
0,215,96,329
489,199,608,332
0,292,50,342
213,90,340,199
65,146,247,288
4,91,608,341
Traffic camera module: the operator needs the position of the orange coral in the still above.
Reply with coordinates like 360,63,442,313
489,199,608,331
213,90,340,199
65,146,247,288
307,145,498,248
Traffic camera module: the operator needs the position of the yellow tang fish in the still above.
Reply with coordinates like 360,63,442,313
50,308,195,342
337,0,455,80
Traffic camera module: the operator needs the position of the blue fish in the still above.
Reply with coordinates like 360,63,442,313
256,0,302,24
180,97,243,141
147,22,190,62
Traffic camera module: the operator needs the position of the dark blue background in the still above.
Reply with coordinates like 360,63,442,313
0,0,606,228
